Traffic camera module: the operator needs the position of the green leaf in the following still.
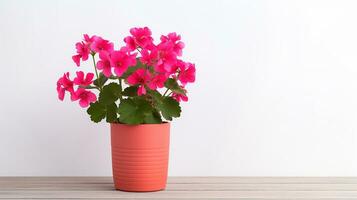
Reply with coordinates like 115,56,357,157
99,83,121,105
164,78,186,95
93,73,108,88
147,89,162,101
87,102,106,123
122,86,138,97
106,103,118,123
87,102,118,123
144,110,162,124
157,96,181,121
118,98,152,125
121,58,145,79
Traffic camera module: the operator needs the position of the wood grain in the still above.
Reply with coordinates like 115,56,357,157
1,177,357,199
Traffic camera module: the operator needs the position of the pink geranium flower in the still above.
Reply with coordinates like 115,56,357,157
73,71,94,86
178,62,195,85
124,27,154,51
72,34,99,66
127,69,151,95
155,42,179,74
160,32,185,56
140,48,158,66
110,50,137,77
56,72,74,101
96,51,112,77
72,42,90,66
172,92,188,102
83,34,96,44
148,74,167,90
71,88,97,108
91,36,114,53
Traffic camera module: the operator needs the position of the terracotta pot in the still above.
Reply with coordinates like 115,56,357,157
110,123,170,192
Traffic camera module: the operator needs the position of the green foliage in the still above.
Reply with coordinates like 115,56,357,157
93,73,108,88
87,102,106,123
99,83,121,105
144,109,162,124
157,96,181,121
164,78,186,95
105,103,118,123
122,86,138,97
118,98,153,124
87,102,118,123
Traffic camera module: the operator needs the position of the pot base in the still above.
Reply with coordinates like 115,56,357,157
114,185,165,192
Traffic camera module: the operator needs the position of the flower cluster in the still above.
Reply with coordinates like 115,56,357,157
56,27,196,124
56,71,96,108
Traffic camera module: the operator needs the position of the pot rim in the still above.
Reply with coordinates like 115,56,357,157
111,122,170,127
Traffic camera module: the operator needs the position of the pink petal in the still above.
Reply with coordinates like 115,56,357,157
114,66,127,77
72,55,81,66
102,66,112,77
87,91,97,102
127,73,139,85
148,82,156,90
96,60,105,70
137,85,146,96
74,71,84,85
85,73,94,83
58,88,65,101
79,99,89,108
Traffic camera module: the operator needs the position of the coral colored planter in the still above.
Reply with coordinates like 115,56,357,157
110,123,170,192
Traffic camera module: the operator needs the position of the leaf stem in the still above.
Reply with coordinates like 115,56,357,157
163,88,170,96
91,54,99,79
118,78,123,101
79,85,100,91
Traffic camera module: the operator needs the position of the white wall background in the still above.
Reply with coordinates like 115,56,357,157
1,0,357,176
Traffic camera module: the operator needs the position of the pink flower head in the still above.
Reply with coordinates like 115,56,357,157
155,51,177,74
73,71,94,86
154,40,180,74
83,34,96,44
172,92,188,102
110,50,137,77
124,27,154,51
178,62,196,85
71,88,97,108
96,51,112,77
160,32,185,56
72,42,90,66
148,74,167,90
56,72,74,101
127,68,151,95
91,36,114,53
72,34,98,67
140,48,158,66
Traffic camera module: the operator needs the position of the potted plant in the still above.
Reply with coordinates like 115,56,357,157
56,27,196,192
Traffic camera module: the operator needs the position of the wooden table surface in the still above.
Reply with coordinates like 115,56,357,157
1,177,357,199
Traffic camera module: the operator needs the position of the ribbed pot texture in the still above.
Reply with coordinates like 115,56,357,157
110,123,170,192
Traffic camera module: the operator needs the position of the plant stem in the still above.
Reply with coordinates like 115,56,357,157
163,88,170,96
91,54,99,79
118,78,123,100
